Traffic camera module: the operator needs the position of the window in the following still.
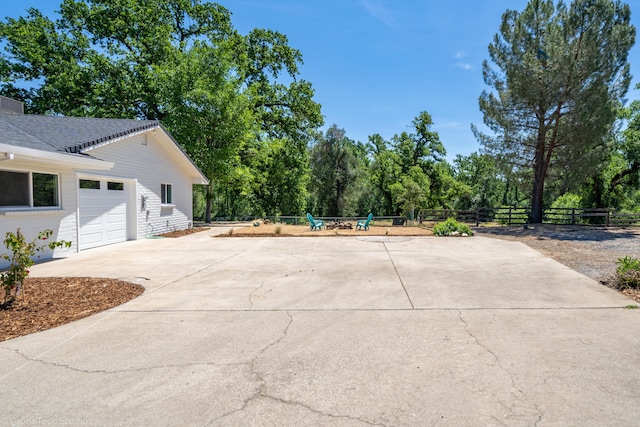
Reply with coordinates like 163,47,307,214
107,182,124,191
79,179,100,189
0,170,59,208
33,173,58,207
0,171,29,206
161,184,172,204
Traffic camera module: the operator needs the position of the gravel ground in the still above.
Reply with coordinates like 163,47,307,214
474,225,640,302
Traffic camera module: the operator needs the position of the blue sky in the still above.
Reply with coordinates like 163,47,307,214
4,0,640,161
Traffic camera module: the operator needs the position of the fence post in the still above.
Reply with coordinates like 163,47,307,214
571,208,575,225
508,207,512,226
607,209,610,227
475,208,479,227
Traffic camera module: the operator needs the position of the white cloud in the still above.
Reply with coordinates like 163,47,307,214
358,0,396,27
456,62,473,71
435,121,466,130
455,51,466,59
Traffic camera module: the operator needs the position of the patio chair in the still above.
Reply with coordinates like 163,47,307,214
356,213,374,231
307,213,325,230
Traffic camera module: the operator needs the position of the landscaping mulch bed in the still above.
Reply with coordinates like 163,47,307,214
159,227,210,238
0,277,144,342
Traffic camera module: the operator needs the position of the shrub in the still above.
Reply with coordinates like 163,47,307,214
1,228,71,305
549,193,584,224
433,217,474,237
615,256,640,289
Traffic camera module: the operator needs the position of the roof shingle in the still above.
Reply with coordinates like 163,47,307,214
0,113,159,154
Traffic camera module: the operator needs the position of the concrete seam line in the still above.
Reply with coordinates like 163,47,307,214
383,242,415,309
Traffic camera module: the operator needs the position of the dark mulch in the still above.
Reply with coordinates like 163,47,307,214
158,227,210,238
0,277,144,342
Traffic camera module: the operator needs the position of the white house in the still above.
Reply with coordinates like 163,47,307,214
0,96,208,267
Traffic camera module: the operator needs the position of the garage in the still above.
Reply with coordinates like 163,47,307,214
78,178,128,250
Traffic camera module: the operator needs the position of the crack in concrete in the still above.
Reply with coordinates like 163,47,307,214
2,347,250,375
456,310,544,424
249,270,304,310
260,394,389,426
206,311,293,424
206,312,387,426
248,280,277,310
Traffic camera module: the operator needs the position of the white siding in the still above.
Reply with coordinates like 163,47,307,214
0,159,78,268
80,132,194,238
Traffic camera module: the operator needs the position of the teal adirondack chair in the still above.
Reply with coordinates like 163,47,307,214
356,213,373,231
307,213,325,230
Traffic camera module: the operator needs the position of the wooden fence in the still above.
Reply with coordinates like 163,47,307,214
418,207,640,227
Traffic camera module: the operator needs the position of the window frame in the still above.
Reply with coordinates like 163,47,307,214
161,183,173,205
0,169,61,210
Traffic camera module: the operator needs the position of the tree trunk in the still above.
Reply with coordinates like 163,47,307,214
531,129,548,224
592,175,604,208
530,178,544,223
205,182,214,223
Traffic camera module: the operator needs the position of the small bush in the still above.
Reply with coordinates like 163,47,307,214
433,218,474,237
1,228,71,305
275,225,282,235
615,256,640,289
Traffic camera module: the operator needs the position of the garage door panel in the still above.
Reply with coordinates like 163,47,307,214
79,181,128,250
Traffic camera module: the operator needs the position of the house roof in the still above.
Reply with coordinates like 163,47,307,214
0,113,208,184
0,114,159,153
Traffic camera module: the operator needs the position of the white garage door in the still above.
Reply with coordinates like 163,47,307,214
78,179,128,250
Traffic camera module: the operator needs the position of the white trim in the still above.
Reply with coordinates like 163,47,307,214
0,209,66,216
161,183,173,205
0,143,114,169
80,126,160,153
0,168,62,210
75,173,138,249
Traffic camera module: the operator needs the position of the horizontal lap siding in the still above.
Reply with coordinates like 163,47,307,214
0,159,78,268
83,133,193,238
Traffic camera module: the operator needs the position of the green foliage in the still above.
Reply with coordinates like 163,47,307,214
309,125,359,216
548,193,584,224
1,228,71,305
452,152,506,209
582,100,640,211
615,256,640,289
551,193,582,210
366,111,451,216
432,218,474,237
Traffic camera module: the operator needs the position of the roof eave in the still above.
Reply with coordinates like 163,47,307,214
0,143,114,170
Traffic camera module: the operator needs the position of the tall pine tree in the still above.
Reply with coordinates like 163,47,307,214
474,0,635,222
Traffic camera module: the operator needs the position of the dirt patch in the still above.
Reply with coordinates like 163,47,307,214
159,227,210,238
1,277,144,342
216,223,435,237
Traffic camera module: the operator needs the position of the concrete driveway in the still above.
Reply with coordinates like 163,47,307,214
2,228,640,426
